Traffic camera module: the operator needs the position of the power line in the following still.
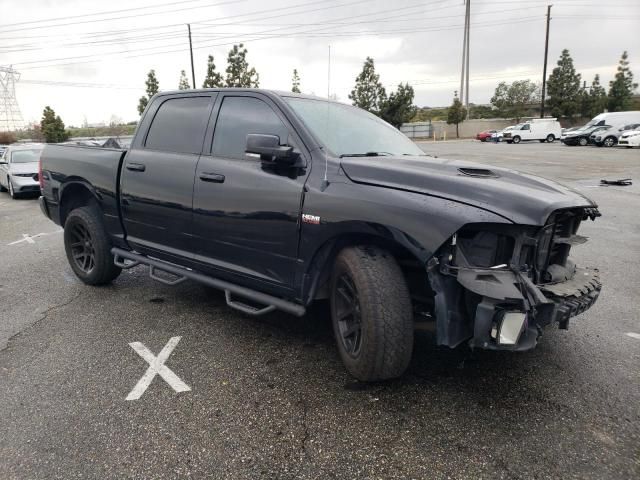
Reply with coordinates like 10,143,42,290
14,0,446,69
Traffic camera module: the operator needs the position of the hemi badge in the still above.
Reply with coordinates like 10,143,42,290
302,214,320,225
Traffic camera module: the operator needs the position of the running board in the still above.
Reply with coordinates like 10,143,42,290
111,248,305,317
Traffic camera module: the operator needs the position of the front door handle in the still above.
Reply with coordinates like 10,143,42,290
126,163,146,172
199,172,225,183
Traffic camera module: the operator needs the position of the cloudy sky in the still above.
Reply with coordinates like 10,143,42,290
1,0,638,126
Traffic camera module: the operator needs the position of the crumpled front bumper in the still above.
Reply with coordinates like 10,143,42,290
459,266,601,351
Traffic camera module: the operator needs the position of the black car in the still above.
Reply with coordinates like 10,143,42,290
562,125,610,146
38,89,602,381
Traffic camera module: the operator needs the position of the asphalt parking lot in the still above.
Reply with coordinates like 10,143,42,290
1,141,638,479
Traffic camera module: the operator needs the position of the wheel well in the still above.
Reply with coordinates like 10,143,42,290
306,234,432,309
59,183,98,226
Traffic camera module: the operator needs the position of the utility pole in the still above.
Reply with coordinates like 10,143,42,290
459,1,468,106
187,24,196,89
540,5,552,118
464,0,470,118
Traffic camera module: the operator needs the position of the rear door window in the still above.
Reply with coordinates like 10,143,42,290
145,97,211,154
212,96,289,160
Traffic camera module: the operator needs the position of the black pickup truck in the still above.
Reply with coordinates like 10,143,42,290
39,89,601,381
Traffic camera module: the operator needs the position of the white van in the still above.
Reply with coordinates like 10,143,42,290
502,118,562,144
583,112,640,147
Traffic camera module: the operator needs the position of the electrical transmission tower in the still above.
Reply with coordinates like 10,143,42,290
0,66,25,132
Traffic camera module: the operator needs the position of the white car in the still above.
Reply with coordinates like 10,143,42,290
0,143,44,199
617,129,640,148
491,125,517,141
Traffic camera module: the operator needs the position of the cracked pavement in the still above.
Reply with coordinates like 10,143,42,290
0,142,639,479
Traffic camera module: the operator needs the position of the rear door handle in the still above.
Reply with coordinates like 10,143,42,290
199,172,225,183
126,163,146,172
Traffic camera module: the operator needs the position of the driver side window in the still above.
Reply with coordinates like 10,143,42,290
212,96,289,160
522,124,530,130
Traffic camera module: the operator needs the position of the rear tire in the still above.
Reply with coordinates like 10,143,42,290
546,134,555,143
512,136,521,144
579,138,588,146
330,246,414,381
64,206,121,285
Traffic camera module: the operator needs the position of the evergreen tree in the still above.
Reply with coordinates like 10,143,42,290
202,55,223,88
581,74,608,118
225,44,259,88
379,83,417,128
348,57,387,116
178,70,191,90
40,106,70,143
447,93,467,138
137,69,159,115
291,69,301,93
546,49,582,118
608,51,638,112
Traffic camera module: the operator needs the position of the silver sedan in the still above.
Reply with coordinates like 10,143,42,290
0,144,44,199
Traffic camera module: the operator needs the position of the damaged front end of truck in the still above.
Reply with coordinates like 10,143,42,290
427,206,602,351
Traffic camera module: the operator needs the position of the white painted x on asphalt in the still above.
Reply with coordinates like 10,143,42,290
126,336,191,401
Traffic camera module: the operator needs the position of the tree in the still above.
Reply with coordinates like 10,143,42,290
608,51,638,112
202,55,223,88
291,69,301,93
490,80,540,121
379,83,417,128
0,132,17,144
348,57,387,116
137,69,159,115
447,93,467,138
225,44,259,88
580,74,608,118
546,49,582,118
178,70,191,90
40,106,70,143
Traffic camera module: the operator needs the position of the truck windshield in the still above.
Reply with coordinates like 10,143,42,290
284,97,425,158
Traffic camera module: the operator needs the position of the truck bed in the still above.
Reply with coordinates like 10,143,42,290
40,144,128,245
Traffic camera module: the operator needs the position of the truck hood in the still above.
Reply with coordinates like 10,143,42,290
340,155,596,225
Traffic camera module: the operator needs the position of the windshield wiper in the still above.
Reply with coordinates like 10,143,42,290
339,151,393,158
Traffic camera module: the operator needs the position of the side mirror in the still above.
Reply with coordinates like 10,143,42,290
246,134,300,166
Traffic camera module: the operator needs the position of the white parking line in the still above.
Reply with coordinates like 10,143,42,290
625,332,640,340
126,336,191,401
7,230,62,246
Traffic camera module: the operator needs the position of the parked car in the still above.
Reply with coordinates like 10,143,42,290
560,127,580,141
562,125,610,146
491,125,517,142
591,123,640,147
502,118,562,144
39,89,602,381
617,128,640,148
0,143,44,199
476,130,497,142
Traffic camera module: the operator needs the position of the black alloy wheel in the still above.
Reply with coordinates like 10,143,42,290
333,273,363,357
68,222,96,274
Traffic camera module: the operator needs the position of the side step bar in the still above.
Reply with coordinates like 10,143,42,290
111,248,306,317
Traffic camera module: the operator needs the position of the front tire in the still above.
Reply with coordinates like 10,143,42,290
330,246,413,381
603,136,616,147
579,138,588,146
512,136,521,144
8,178,18,199
64,206,121,285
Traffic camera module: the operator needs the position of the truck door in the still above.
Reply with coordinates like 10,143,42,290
191,93,308,293
120,93,215,260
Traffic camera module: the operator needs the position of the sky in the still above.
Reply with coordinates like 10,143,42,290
1,0,639,127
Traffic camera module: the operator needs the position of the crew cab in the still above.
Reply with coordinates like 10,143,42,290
39,89,602,381
502,118,562,144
